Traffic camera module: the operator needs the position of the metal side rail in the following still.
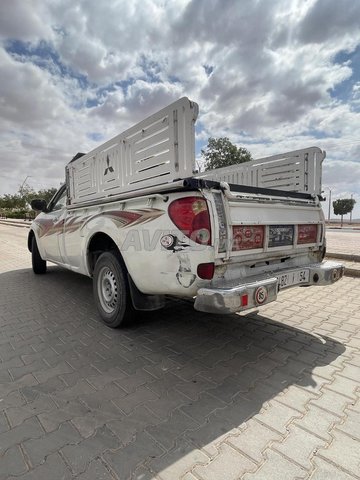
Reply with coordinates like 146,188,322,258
194,261,345,314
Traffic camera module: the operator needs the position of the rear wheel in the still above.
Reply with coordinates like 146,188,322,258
32,237,47,274
93,251,135,328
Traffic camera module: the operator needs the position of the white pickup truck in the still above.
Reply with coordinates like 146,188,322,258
29,97,344,327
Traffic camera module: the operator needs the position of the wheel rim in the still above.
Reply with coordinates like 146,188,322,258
97,266,118,314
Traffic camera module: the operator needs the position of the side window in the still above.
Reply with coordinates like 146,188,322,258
51,189,67,212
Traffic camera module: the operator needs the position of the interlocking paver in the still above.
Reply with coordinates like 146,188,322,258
23,421,82,467
61,425,121,475
21,378,66,401
5,395,57,428
336,408,360,441
0,390,25,411
113,368,155,393
317,429,360,477
185,397,256,457
226,419,282,464
112,385,159,415
149,438,209,480
293,404,340,442
0,411,9,433
78,382,127,410
242,449,307,479
0,445,28,480
349,396,360,413
181,473,199,480
274,384,318,413
193,443,256,480
347,354,360,368
59,365,104,387
0,417,44,456
0,356,25,371
1,374,39,398
180,392,227,424
20,348,60,368
107,405,159,445
37,400,90,432
310,457,359,480
73,459,115,480
1,224,360,480
325,374,359,400
146,409,199,451
103,431,164,479
175,375,217,401
253,400,302,434
310,388,355,417
6,453,71,480
272,424,327,470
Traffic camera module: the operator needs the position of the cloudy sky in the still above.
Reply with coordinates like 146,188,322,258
1,0,360,219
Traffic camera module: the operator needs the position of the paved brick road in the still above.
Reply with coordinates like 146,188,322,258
326,230,360,257
0,224,359,479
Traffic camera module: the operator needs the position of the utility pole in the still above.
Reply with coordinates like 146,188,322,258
20,176,31,196
327,187,332,223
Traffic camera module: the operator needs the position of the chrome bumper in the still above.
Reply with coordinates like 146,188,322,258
194,261,345,314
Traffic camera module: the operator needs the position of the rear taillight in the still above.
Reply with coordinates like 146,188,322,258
232,225,264,251
168,196,211,245
297,224,318,244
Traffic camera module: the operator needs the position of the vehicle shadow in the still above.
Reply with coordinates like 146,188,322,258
0,267,347,479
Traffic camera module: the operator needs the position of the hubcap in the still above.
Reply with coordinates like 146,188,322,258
98,266,118,314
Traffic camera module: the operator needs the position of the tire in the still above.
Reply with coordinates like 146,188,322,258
93,250,136,328
32,236,47,274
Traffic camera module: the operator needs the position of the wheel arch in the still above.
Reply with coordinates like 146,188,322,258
28,230,35,252
87,231,127,276
87,231,165,312
28,228,46,259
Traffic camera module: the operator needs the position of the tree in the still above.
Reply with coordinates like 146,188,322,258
19,183,36,205
0,186,58,218
333,198,356,227
0,193,25,209
29,188,58,204
201,137,252,171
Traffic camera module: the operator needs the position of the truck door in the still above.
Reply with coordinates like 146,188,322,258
38,186,67,264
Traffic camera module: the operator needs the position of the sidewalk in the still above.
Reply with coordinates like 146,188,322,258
0,218,32,228
325,229,360,277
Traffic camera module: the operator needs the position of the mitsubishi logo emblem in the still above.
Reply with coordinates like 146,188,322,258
104,155,114,175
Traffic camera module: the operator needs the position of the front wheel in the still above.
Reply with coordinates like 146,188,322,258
93,251,135,328
32,236,47,274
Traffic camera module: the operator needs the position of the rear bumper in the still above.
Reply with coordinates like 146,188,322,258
194,261,344,314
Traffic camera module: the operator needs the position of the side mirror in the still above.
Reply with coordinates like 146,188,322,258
31,199,47,212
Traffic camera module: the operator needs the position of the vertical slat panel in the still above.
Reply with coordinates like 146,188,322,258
197,147,325,195
67,98,198,205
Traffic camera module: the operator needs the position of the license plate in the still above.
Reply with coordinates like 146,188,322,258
277,269,309,289
268,225,294,248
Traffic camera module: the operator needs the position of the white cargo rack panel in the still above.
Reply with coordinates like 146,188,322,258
66,97,198,205
197,147,325,196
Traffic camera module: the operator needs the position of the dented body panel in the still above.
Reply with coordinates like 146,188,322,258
29,183,344,311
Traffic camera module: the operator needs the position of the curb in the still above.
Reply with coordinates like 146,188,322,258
325,253,360,278
326,252,360,263
327,227,360,231
343,268,360,278
0,220,31,228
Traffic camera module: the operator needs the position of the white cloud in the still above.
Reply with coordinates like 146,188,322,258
0,0,53,42
0,0,360,218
